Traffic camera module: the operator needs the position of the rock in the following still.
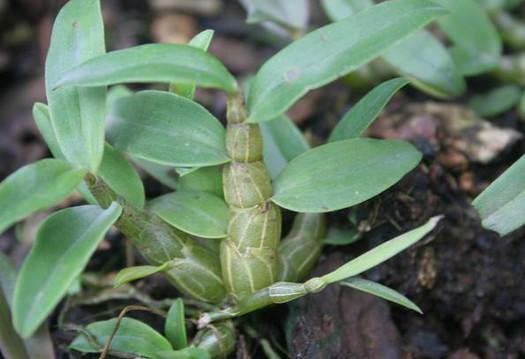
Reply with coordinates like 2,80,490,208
368,102,522,164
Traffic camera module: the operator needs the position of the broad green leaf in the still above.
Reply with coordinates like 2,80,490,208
0,253,29,359
260,114,309,178
45,0,106,172
70,317,172,356
435,0,502,75
114,263,170,287
107,85,133,107
324,227,361,246
380,32,465,98
321,216,441,283
272,139,422,213
108,91,229,167
340,277,422,313
0,159,86,234
239,0,309,34
99,144,145,208
151,191,228,238
177,166,224,198
473,155,525,235
56,43,237,93
247,0,447,122
170,30,215,99
157,348,210,359
322,0,465,98
468,85,521,117
33,103,144,207
165,298,187,350
13,203,122,337
328,78,409,142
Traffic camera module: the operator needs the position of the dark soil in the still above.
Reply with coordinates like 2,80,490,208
1,1,524,358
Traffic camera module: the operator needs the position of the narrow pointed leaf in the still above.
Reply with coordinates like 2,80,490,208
340,277,422,313
260,114,309,178
45,0,106,172
33,103,64,159
165,298,187,350
0,159,86,234
468,85,521,117
272,139,422,213
170,30,215,99
322,216,441,284
13,203,122,337
114,263,169,287
473,155,525,235
247,0,447,122
434,0,502,75
108,91,229,167
151,191,228,238
70,317,172,356
322,0,465,98
56,44,237,93
329,78,409,142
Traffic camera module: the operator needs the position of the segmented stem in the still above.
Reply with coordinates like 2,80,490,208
221,94,281,301
86,175,226,303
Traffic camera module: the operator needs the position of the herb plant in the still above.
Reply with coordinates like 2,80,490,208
0,0,446,357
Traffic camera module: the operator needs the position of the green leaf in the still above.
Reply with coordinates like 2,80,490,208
381,31,466,98
260,114,309,178
473,155,525,235
468,85,521,117
114,263,170,287
165,298,187,350
321,216,441,284
157,348,210,359
0,253,29,359
247,0,447,122
151,191,228,238
99,144,145,208
56,43,237,93
133,159,179,189
45,0,106,172
108,91,229,167
239,0,309,32
322,0,465,98
33,103,64,159
176,166,224,198
272,139,422,213
324,227,361,246
0,159,86,234
33,104,144,207
340,277,422,313
70,317,172,357
13,203,122,337
328,78,409,142
170,30,215,99
434,0,502,75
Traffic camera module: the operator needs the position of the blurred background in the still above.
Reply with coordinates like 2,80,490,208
1,1,525,358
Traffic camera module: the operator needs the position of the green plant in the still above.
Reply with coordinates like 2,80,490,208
0,0,446,357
